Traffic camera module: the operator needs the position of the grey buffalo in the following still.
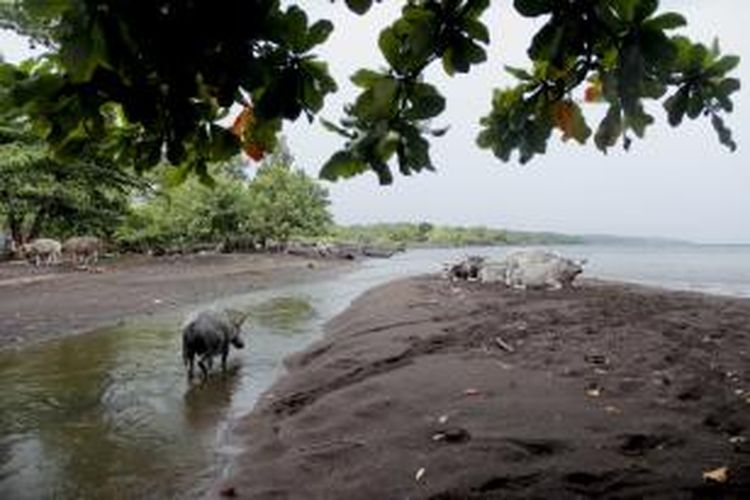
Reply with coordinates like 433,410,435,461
182,309,249,380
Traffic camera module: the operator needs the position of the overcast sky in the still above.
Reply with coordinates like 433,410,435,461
1,1,748,243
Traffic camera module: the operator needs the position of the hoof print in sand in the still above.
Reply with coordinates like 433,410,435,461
616,432,683,457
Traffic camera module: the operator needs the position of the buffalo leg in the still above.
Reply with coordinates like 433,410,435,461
198,357,209,380
222,347,230,373
186,353,195,379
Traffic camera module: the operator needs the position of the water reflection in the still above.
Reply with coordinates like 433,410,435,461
251,296,315,333
0,323,206,499
183,366,241,431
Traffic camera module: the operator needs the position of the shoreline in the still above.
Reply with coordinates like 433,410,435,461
217,274,750,498
0,253,352,351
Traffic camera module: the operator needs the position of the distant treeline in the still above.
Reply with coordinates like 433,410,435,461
329,223,583,248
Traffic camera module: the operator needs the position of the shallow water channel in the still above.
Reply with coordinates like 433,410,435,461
2,245,749,499
0,253,440,499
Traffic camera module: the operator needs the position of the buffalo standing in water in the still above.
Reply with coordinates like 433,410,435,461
182,309,249,380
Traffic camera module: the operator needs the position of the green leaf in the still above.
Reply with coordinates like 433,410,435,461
0,62,23,86
664,87,689,127
460,18,490,44
22,0,69,18
429,126,450,137
612,0,638,22
320,151,368,181
618,43,646,113
353,77,399,120
593,3,626,33
351,69,386,88
10,73,65,109
463,0,491,19
208,125,240,162
398,123,432,173
513,0,554,17
196,161,216,188
372,161,394,184
133,137,163,172
528,22,564,61
707,55,741,77
640,29,677,68
320,118,354,138
625,104,654,138
345,0,373,15
376,131,400,160
378,7,437,74
59,21,108,82
255,68,304,120
688,42,711,71
299,59,337,114
378,26,403,72
442,37,487,75
642,78,667,99
716,77,740,97
307,20,334,48
711,114,737,152
633,0,658,22
595,104,622,153
671,36,696,71
403,82,445,120
568,107,591,145
505,66,534,81
644,12,687,31
282,5,309,53
686,92,703,119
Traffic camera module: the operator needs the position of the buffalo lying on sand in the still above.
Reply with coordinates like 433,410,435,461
480,250,586,290
445,256,486,281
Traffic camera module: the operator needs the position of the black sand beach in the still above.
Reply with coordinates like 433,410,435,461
218,276,750,499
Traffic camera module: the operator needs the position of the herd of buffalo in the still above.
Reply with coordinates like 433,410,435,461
8,236,103,267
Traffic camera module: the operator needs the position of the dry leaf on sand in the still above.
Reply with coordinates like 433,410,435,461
586,388,602,398
703,466,729,484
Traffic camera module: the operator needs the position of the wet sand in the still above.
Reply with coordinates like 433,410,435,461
0,253,349,350
219,276,750,499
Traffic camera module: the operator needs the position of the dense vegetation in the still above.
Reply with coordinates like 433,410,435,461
0,94,147,246
0,0,740,185
0,120,334,253
115,147,332,254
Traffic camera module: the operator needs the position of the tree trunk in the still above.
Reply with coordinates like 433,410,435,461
8,211,23,247
28,206,48,242
6,211,24,258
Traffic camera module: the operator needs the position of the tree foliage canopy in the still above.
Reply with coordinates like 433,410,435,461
0,104,147,245
247,147,333,245
0,0,740,185
115,144,332,252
